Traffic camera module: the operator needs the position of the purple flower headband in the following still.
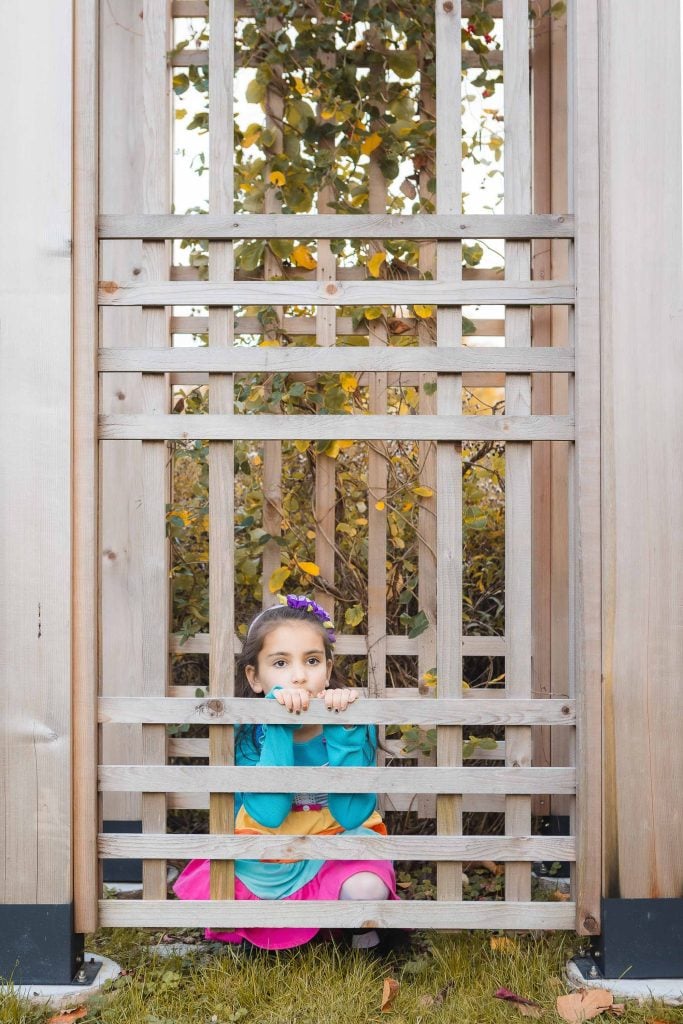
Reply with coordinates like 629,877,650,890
247,593,336,645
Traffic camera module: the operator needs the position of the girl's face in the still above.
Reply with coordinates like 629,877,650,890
245,621,333,698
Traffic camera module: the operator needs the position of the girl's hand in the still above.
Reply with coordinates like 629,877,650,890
273,687,310,714
319,688,359,713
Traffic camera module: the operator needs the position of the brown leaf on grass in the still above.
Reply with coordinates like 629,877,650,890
381,978,400,1012
48,1008,87,1024
608,1005,625,1017
646,1019,672,1024
418,981,456,1009
556,989,613,1023
516,1004,543,1018
491,936,517,951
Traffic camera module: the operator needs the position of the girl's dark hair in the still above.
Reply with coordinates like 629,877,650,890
235,603,346,758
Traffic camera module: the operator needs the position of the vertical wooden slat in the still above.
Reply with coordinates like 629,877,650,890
208,0,236,901
99,0,145,846
504,0,533,903
314,39,337,623
261,19,284,609
435,0,463,900
73,0,100,933
569,0,600,934
141,0,172,901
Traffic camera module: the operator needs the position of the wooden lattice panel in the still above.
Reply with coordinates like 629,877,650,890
91,0,594,933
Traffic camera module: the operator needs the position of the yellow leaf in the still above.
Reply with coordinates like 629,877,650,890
293,76,306,95
490,936,517,951
269,170,286,186
489,135,503,149
175,108,187,120
250,453,262,467
413,304,434,319
259,339,281,347
320,107,336,120
361,131,382,155
364,306,383,321
375,500,385,511
324,440,343,459
345,604,364,627
292,244,317,269
293,438,310,453
367,251,386,278
349,191,368,208
412,485,434,498
297,560,320,576
268,566,291,593
340,372,359,393
243,124,262,147
306,530,316,540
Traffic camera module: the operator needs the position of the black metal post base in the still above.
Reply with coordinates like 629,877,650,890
0,904,84,985
573,898,683,980
102,819,143,884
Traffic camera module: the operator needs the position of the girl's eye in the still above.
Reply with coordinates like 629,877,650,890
273,660,286,668
307,657,320,665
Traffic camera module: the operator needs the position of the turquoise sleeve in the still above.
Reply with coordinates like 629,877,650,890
239,688,298,828
323,723,378,830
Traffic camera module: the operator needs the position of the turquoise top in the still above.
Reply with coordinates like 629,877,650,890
233,688,379,899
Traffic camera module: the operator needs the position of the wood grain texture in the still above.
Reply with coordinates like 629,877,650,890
99,833,576,861
100,346,575,373
99,414,575,442
571,0,602,934
100,213,574,239
73,0,100,931
98,280,574,305
170,632,508,656
0,0,72,905
599,0,682,903
99,899,575,929
207,0,236,902
98,765,576,794
98,697,575,725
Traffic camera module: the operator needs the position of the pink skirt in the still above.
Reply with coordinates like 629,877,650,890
174,858,398,950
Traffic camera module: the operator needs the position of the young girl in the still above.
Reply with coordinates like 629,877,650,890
173,594,398,950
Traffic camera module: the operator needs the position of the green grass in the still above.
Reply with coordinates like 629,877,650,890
0,930,680,1024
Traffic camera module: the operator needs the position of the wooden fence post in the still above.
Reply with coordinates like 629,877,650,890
0,0,81,984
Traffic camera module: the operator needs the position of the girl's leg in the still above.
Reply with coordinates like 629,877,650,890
339,871,391,949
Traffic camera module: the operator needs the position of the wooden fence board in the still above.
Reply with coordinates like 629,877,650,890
99,899,576,929
100,213,574,239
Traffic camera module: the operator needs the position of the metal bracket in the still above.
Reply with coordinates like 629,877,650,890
72,957,103,986
571,954,603,981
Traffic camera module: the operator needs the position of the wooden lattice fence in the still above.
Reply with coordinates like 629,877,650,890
71,0,602,935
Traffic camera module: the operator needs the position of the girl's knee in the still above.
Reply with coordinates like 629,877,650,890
339,871,391,901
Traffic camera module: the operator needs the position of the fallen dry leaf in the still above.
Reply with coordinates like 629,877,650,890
516,1004,543,1018
608,1005,625,1017
556,989,613,1023
381,978,400,1012
48,1008,87,1024
491,936,518,951
418,981,456,1009
645,1020,671,1024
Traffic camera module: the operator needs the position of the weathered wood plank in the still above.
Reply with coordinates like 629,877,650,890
99,765,576,794
503,0,533,904
100,213,574,239
100,346,575,373
99,414,575,442
99,696,574,725
207,0,236,902
99,899,576,929
170,632,508,656
167,736,506,760
99,833,576,860
98,280,575,305
73,0,99,932
171,0,505,17
571,0,603,936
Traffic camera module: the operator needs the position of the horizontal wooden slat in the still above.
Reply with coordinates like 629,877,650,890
170,633,508,657
170,47,503,71
167,737,507,760
99,414,575,442
98,765,576,794
165,792,505,812
100,346,574,374
172,1,505,18
99,833,576,861
99,213,573,240
98,281,574,306
171,264,505,283
99,696,574,725
99,899,576,929
171,315,506,336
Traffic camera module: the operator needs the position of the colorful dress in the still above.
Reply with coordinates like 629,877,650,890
173,689,397,949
